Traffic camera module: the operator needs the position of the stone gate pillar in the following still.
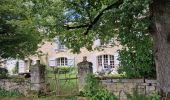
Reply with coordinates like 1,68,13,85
30,60,45,92
77,56,93,92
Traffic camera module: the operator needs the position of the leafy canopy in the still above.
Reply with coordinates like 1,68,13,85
38,0,155,78
0,0,42,58
1,0,155,78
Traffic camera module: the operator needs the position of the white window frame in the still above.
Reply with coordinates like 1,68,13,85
60,44,67,50
101,38,114,47
97,55,114,69
53,37,67,51
57,57,68,66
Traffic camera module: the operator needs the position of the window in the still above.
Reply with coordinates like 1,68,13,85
95,35,101,47
60,45,67,50
57,57,68,66
101,38,114,47
53,37,67,51
97,55,114,68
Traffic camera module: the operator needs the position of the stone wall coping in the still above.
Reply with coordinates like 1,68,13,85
100,79,157,83
145,79,157,83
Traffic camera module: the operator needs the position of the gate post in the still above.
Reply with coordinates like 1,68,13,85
77,56,93,92
30,60,45,92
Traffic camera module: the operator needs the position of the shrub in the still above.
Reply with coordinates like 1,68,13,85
0,68,8,79
150,92,160,100
10,75,25,83
91,89,117,100
0,87,23,97
84,74,117,100
54,66,74,74
125,88,160,100
118,49,156,79
84,74,100,97
125,88,148,100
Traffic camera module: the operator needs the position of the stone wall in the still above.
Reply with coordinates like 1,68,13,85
100,79,157,100
0,79,30,95
31,61,45,91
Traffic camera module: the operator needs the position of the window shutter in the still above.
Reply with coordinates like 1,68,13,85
60,45,67,51
48,57,56,67
95,39,101,47
107,38,114,46
67,57,74,66
19,60,25,73
6,59,17,75
114,52,120,67
53,37,61,50
90,54,97,73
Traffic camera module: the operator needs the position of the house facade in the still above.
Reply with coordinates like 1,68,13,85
4,37,121,74
38,37,122,74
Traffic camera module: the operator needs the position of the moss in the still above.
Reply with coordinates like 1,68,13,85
10,75,25,83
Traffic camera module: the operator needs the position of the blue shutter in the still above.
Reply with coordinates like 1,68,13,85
53,37,60,50
95,39,101,47
19,60,25,73
6,59,17,75
67,57,74,66
114,52,120,67
90,54,97,73
48,57,56,67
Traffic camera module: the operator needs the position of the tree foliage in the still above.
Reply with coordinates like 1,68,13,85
0,0,42,58
0,0,156,78
117,0,156,78
37,0,155,78
84,74,117,100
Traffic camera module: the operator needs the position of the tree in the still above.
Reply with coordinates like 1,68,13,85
32,0,170,96
42,0,155,78
151,0,170,96
0,0,42,58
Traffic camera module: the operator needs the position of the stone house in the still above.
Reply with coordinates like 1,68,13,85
37,37,122,74
5,37,122,74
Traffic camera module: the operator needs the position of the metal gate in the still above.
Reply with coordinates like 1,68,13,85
46,59,79,97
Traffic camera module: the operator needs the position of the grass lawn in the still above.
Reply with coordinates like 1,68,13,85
46,66,79,96
46,66,78,78
0,96,77,100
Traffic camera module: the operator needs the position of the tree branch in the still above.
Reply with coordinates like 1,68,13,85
84,0,123,35
65,0,123,35
64,23,90,29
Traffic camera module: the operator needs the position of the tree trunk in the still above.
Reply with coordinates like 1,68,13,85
152,0,170,97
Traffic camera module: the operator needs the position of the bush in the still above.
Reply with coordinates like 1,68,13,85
118,49,156,79
54,66,74,74
0,87,23,97
10,75,25,83
84,74,117,100
91,89,117,100
125,88,160,100
125,88,148,100
150,92,160,100
0,68,8,79
84,74,100,97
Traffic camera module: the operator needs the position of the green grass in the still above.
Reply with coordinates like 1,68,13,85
0,88,23,97
38,96,77,100
45,66,79,96
46,66,78,78
0,96,77,100
46,75,79,96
